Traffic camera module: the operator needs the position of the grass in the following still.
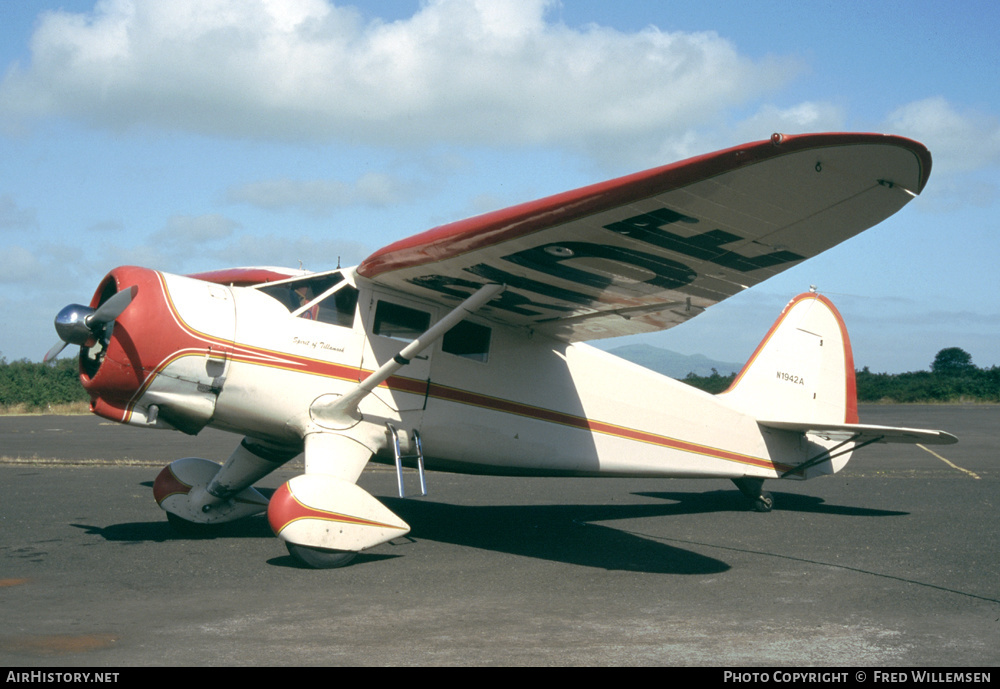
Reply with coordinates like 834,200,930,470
0,401,91,416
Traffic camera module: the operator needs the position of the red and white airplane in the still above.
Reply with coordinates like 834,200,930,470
47,132,956,568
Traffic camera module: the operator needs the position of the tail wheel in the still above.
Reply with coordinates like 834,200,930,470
286,542,358,569
753,491,774,513
731,478,774,512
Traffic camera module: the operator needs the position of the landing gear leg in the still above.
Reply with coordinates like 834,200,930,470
732,477,774,512
154,437,300,527
268,433,409,569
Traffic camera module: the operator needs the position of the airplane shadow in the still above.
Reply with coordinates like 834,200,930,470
73,482,279,542
70,505,726,574
377,486,904,573
632,489,908,518
70,514,275,543
380,497,728,574
71,485,904,574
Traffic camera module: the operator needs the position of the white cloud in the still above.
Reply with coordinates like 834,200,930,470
0,0,801,161
96,225,368,277
0,245,43,282
884,97,1000,175
731,102,846,143
153,213,240,243
86,219,125,233
881,97,1000,210
210,232,369,272
226,172,422,214
0,194,38,229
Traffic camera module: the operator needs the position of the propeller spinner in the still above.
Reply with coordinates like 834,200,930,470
44,286,138,363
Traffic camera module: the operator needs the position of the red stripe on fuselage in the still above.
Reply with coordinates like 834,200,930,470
140,274,787,474
423,380,784,471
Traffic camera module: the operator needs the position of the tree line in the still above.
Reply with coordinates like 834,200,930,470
1,347,997,413
681,348,1000,403
0,357,89,412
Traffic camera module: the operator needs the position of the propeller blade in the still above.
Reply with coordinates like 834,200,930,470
88,285,138,326
43,341,68,364
48,284,139,363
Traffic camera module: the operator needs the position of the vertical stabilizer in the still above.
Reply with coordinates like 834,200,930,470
719,293,858,425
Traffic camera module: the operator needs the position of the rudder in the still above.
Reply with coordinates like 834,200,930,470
719,293,858,425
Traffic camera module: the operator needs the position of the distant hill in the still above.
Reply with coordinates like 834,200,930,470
606,344,742,379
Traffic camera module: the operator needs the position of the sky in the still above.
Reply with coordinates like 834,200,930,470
1,0,998,373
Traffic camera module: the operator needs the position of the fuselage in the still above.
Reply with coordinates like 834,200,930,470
80,265,810,480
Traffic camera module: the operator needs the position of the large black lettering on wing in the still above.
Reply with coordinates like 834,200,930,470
358,134,930,341
407,206,804,319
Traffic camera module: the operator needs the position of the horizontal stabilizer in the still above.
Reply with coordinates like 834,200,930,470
758,420,957,445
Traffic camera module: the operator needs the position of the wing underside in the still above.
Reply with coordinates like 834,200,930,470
358,133,931,342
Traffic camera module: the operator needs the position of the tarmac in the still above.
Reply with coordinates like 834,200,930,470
0,405,997,666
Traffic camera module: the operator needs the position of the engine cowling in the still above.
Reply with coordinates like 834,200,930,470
76,267,236,434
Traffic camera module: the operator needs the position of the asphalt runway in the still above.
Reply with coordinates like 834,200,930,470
1,406,997,666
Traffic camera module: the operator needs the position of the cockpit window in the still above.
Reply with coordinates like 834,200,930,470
258,272,358,328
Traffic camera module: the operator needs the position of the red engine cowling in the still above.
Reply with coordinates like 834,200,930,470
76,266,236,433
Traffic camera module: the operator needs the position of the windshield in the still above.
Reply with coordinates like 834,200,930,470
257,272,358,328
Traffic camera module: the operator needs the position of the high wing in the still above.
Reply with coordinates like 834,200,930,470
357,132,930,342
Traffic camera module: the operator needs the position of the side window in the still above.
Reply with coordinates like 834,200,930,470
442,320,491,363
373,301,430,340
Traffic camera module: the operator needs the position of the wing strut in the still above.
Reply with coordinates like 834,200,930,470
312,282,505,427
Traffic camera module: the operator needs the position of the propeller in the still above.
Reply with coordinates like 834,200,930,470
44,286,138,363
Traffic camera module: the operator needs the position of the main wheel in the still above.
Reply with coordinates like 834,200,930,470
752,491,774,513
286,542,358,569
